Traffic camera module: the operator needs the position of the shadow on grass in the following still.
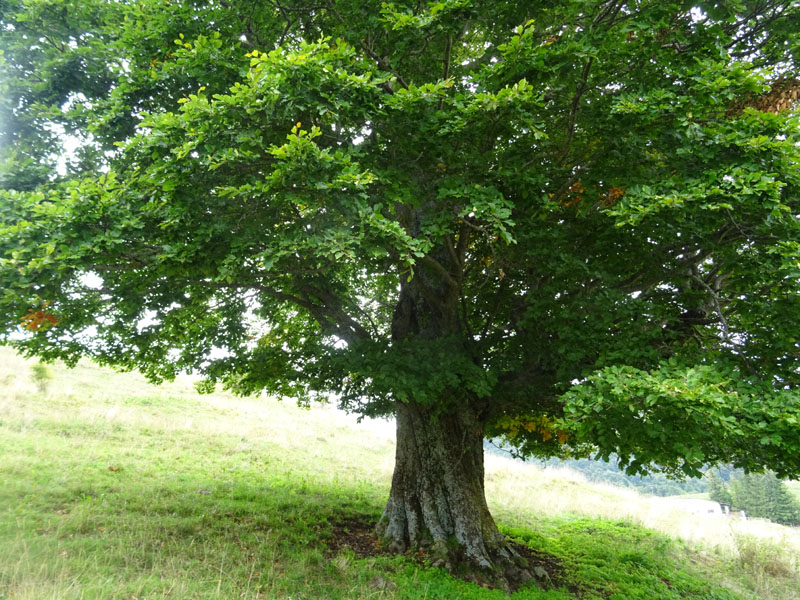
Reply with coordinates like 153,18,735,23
6,469,761,600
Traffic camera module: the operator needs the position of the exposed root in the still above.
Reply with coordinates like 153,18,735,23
427,536,552,593
330,514,569,592
374,515,557,593
369,400,565,592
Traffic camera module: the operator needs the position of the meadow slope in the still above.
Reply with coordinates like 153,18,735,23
1,346,798,599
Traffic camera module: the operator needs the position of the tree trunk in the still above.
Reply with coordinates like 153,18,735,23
379,269,541,589
376,400,535,590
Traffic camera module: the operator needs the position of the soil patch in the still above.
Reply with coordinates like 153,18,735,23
326,516,383,559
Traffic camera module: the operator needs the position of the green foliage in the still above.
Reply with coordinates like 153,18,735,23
29,361,52,394
560,364,800,478
1,1,800,480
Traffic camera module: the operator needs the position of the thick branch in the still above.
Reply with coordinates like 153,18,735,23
443,233,462,278
291,277,372,342
117,274,374,345
455,221,472,265
419,255,459,291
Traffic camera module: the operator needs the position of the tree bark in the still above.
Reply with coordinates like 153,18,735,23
376,400,534,590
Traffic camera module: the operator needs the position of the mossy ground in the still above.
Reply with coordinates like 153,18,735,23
1,347,798,599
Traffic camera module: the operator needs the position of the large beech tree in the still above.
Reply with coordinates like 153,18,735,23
2,0,800,587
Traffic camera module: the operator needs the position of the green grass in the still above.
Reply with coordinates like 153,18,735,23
1,346,798,599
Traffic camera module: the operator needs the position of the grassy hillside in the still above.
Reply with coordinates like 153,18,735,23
1,346,798,599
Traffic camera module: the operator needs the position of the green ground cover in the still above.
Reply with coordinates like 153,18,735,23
1,347,798,599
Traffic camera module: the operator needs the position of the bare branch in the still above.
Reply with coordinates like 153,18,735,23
437,35,453,110
558,57,594,166
691,274,732,342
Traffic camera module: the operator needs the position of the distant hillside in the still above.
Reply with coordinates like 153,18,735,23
486,441,739,497
534,456,709,496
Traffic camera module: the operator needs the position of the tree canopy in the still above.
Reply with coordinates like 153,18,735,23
3,0,800,474
2,0,800,583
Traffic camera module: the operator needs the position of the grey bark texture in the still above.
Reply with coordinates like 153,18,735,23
376,400,535,589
